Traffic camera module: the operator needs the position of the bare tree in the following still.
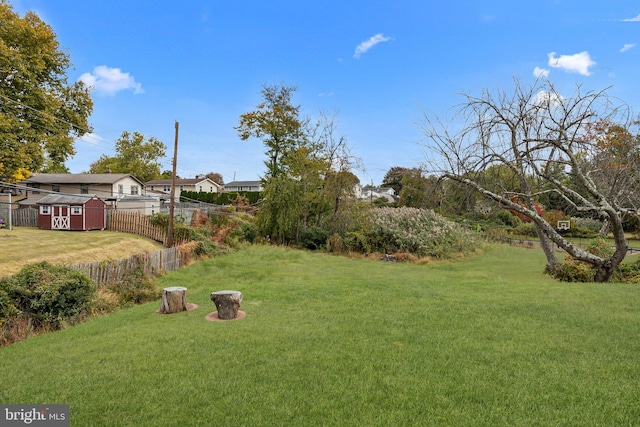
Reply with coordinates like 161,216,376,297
419,79,639,282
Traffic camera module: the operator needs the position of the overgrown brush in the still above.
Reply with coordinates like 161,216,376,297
0,262,96,345
367,207,478,258
105,258,162,306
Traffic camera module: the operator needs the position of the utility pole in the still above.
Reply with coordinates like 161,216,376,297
167,121,179,247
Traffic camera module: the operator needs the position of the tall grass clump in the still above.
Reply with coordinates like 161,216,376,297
365,207,478,257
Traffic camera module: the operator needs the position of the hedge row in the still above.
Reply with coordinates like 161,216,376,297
180,191,262,205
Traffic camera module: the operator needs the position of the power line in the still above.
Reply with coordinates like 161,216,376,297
1,92,226,179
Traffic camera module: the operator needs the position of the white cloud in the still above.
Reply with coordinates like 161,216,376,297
622,13,640,22
533,66,550,78
79,65,143,96
533,91,564,107
547,51,596,76
76,132,105,146
353,33,391,59
620,43,636,53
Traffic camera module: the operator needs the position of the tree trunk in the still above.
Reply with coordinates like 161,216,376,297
158,286,188,314
210,291,243,320
535,224,559,270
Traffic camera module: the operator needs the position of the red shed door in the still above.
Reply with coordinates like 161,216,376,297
51,205,70,230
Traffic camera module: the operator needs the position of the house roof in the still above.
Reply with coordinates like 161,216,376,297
118,194,160,202
224,180,262,187
22,173,144,186
146,178,221,187
36,194,102,205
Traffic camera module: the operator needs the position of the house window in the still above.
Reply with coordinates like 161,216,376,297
40,205,50,215
163,185,171,192
31,184,40,194
210,186,213,192
52,184,60,192
151,204,155,215
118,184,124,196
131,185,139,195
81,184,89,194
199,185,202,192
180,185,184,191
71,206,82,215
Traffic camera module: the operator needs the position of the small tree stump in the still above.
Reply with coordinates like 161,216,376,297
158,286,188,314
210,290,243,320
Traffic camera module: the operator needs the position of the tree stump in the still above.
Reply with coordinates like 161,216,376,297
158,286,188,314
210,290,243,320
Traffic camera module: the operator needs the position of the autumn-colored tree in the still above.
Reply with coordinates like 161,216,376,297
205,172,224,185
0,1,93,180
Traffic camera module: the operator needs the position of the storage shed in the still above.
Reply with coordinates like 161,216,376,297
36,194,106,231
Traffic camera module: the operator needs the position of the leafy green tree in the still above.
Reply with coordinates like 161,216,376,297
0,1,93,180
382,166,411,194
236,84,306,178
238,86,359,244
89,131,166,182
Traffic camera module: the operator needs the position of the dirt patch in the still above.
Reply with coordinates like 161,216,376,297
205,310,246,322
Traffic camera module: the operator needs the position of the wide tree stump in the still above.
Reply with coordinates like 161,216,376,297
158,286,188,314
210,290,243,320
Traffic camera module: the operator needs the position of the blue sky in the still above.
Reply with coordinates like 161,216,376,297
11,0,640,185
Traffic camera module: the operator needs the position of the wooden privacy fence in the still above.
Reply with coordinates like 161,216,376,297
69,246,181,286
11,207,38,227
108,210,168,245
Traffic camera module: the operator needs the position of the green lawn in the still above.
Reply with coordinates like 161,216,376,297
0,227,163,277
1,245,639,426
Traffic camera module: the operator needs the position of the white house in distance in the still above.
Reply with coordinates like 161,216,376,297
223,180,263,192
145,177,222,201
354,185,397,204
18,173,146,207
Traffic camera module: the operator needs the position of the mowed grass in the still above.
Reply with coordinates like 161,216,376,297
0,227,163,276
1,245,639,426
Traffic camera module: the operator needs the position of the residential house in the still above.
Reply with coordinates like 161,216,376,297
18,174,146,207
117,194,162,216
223,180,263,192
145,177,222,201
355,185,397,204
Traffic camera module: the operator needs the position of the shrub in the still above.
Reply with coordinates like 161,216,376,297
513,222,537,237
0,279,20,327
586,236,614,258
546,259,595,282
546,237,614,282
367,207,477,258
344,231,371,254
572,217,604,234
327,234,345,254
8,262,96,328
299,227,331,251
106,259,162,306
493,209,521,227
225,215,259,246
612,258,640,283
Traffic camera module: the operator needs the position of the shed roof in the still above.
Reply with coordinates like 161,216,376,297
36,194,102,205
